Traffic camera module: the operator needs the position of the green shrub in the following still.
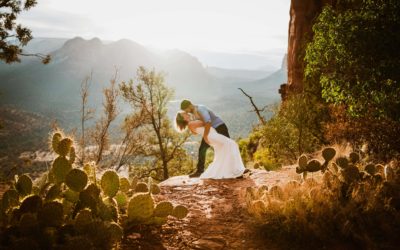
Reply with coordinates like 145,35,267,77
253,147,281,171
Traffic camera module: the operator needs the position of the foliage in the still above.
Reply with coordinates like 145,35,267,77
0,131,188,249
0,0,50,63
247,94,327,166
253,147,281,171
120,67,189,180
305,0,400,120
246,149,400,249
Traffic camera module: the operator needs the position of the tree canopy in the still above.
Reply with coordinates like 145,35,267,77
0,0,50,63
305,0,400,121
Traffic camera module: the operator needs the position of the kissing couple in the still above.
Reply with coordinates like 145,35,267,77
175,99,248,179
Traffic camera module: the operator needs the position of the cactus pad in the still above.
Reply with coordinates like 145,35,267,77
269,185,284,200
51,132,62,154
101,170,120,198
20,195,42,214
298,155,308,170
65,168,88,192
336,157,349,169
115,192,128,208
172,205,189,219
57,138,73,157
151,184,161,195
134,182,149,193
52,156,72,183
75,209,93,232
154,201,173,217
16,174,33,197
306,159,322,172
38,201,64,227
322,147,336,162
2,189,20,210
349,152,360,163
127,193,154,222
364,164,376,175
45,184,61,201
108,222,123,242
119,177,130,192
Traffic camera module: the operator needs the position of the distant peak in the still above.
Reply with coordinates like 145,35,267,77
61,36,102,50
89,37,102,44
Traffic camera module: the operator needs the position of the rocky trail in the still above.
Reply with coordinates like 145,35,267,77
122,166,299,250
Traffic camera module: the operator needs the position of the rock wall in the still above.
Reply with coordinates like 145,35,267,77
280,0,336,100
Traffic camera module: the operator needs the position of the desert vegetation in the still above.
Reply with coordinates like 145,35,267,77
0,131,188,249
243,0,400,248
246,147,400,249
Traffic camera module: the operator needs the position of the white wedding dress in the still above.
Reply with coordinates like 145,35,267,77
195,127,246,179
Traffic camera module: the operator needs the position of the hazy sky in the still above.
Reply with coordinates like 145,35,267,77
20,0,291,52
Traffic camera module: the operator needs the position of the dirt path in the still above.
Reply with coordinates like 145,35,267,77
122,167,299,249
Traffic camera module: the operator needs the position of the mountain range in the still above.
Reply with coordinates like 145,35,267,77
0,37,287,140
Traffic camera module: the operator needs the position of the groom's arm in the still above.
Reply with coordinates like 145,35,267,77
197,107,212,145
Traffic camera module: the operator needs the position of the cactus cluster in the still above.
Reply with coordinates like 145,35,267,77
246,146,400,249
296,147,337,178
0,130,189,249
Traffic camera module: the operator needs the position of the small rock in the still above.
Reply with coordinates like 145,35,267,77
192,236,226,250
127,233,141,239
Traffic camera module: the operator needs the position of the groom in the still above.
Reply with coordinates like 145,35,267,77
180,99,230,178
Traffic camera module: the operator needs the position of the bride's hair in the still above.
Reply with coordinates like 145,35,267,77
175,111,188,133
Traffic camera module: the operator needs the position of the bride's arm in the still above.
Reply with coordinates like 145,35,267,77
188,120,204,134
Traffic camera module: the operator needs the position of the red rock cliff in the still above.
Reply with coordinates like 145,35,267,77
280,0,336,100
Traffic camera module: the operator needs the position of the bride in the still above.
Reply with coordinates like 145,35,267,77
175,112,246,179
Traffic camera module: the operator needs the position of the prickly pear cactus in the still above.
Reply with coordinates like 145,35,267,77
65,169,88,192
306,159,322,172
52,156,72,183
83,163,96,183
38,201,64,227
153,201,173,217
249,199,266,219
108,222,123,242
45,184,61,201
134,182,149,193
2,189,19,210
349,152,360,164
115,192,128,208
75,209,93,232
336,157,349,169
127,193,154,222
51,132,62,155
171,205,189,219
57,138,73,157
299,154,308,168
16,174,33,197
101,170,120,198
365,164,376,175
269,185,284,200
119,177,130,193
20,195,42,214
151,184,161,195
322,147,336,162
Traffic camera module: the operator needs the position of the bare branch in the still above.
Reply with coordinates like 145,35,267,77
238,88,266,125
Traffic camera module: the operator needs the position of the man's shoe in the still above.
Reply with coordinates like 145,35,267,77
243,169,251,174
236,175,244,179
189,171,202,178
